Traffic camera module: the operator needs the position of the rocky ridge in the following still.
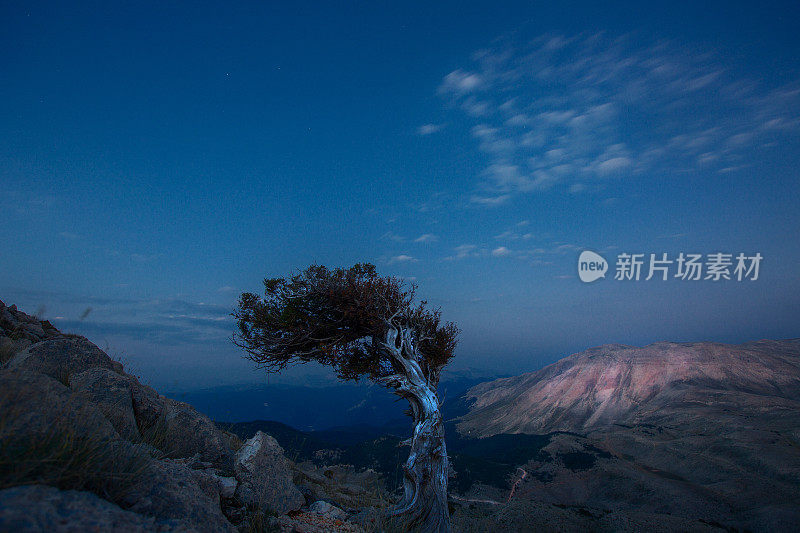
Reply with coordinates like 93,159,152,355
0,300,385,532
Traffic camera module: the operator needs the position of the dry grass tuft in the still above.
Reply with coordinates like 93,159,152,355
0,386,152,505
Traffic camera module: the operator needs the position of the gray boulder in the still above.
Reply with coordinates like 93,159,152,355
128,378,165,428
70,367,142,441
308,500,348,521
122,458,236,532
234,431,305,514
0,369,118,442
161,398,233,466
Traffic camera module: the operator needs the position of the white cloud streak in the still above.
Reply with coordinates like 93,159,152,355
417,123,444,135
439,33,800,205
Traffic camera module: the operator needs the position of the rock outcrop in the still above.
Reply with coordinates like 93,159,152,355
233,431,305,514
0,300,314,532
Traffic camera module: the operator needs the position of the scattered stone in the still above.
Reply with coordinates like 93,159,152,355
0,300,62,345
274,511,365,533
293,463,386,510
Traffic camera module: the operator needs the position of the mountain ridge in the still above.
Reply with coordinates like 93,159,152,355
458,338,800,437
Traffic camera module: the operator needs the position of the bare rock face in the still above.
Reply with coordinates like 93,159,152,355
234,431,305,514
70,367,142,441
212,475,237,499
0,369,238,532
6,337,123,383
0,485,167,533
0,301,267,531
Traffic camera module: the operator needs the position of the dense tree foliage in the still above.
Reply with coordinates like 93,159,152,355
233,263,458,386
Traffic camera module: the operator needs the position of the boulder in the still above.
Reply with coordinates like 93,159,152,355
122,458,236,532
0,369,118,442
0,485,170,532
7,337,123,382
0,370,156,505
70,367,141,441
308,500,348,521
161,398,233,466
234,431,305,514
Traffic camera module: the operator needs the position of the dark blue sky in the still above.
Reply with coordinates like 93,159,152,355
2,1,799,390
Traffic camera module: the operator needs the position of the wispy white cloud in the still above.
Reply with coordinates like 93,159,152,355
381,231,406,242
417,123,444,136
414,233,439,243
494,230,533,240
445,244,480,261
439,69,484,95
440,33,800,205
4,290,235,346
469,193,511,206
389,254,418,264
443,235,581,263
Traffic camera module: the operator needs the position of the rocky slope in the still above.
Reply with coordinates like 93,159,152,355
456,340,800,531
0,300,385,532
459,340,800,436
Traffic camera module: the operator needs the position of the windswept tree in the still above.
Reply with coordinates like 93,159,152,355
233,263,458,532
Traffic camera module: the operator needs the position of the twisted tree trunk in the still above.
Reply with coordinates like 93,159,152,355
378,327,451,533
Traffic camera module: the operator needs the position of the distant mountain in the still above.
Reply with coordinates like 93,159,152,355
458,339,800,437
173,371,493,430
454,339,800,531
